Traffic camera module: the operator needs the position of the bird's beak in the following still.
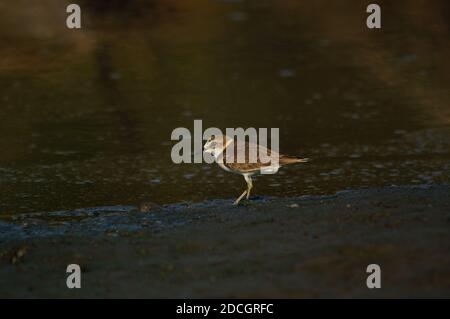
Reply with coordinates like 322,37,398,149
202,149,212,155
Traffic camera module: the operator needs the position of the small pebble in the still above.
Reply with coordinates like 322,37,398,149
138,201,161,213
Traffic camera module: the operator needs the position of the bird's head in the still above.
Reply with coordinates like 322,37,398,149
203,134,229,157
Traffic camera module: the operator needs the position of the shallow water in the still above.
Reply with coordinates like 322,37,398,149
0,0,449,215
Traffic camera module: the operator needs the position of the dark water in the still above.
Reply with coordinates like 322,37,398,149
0,0,449,215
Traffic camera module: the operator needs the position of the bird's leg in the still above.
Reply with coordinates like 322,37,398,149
245,175,253,200
234,175,253,205
233,189,247,205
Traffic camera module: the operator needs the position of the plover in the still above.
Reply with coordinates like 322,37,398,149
203,135,308,205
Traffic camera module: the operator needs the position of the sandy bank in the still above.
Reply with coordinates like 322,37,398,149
1,185,449,298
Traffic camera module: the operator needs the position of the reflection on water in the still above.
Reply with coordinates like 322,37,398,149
0,0,449,214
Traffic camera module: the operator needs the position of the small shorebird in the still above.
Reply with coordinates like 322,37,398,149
203,135,308,205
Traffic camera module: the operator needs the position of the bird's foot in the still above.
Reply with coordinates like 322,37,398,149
233,197,255,206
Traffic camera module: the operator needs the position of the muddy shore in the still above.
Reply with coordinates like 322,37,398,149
1,184,449,298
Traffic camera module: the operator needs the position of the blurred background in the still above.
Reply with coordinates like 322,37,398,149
0,0,449,215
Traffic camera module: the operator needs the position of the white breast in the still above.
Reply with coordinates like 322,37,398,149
217,161,232,173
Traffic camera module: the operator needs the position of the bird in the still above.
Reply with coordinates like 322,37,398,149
203,134,309,205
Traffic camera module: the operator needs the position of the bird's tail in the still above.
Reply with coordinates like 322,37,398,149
279,156,309,165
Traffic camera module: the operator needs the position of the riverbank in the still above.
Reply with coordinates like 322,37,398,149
1,184,449,298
